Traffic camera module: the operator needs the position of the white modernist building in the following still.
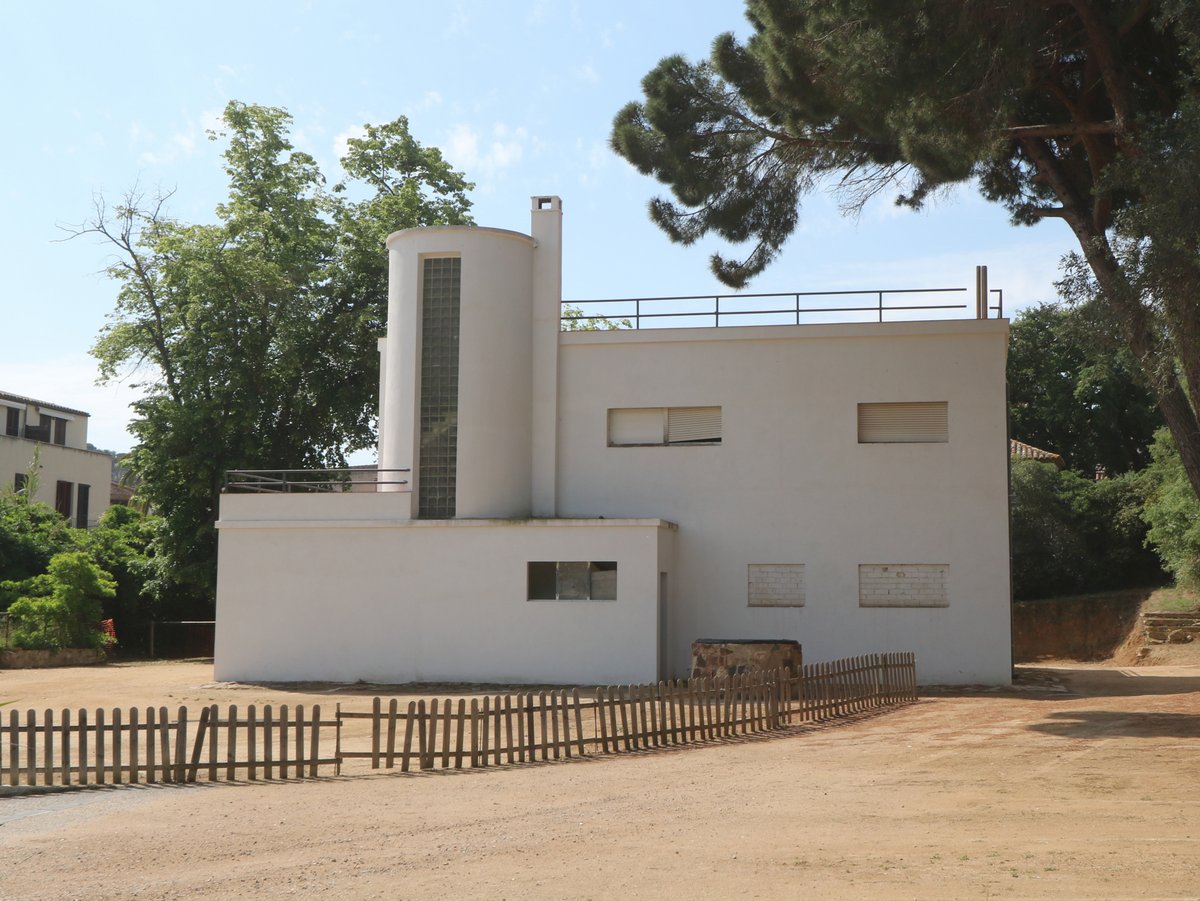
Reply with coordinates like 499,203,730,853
215,196,1012,686
1,391,112,528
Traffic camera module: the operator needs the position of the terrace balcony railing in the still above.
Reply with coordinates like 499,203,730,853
223,468,410,494
564,266,1003,331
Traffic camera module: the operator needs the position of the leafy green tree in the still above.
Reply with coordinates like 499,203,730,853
0,489,76,595
1008,304,1161,475
80,505,158,649
6,551,116,650
1141,429,1200,586
560,304,632,331
612,1,1200,500
78,102,473,612
1010,459,1163,600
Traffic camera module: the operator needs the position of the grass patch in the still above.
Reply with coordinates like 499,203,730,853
1144,586,1200,613
1018,586,1156,605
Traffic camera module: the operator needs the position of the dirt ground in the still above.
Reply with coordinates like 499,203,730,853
2,660,1199,900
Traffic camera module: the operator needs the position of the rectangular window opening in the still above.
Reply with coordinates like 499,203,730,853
528,561,618,601
608,406,721,446
24,414,52,443
76,484,90,529
55,480,73,519
858,402,948,444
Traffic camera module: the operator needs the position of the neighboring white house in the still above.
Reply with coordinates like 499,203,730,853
0,391,112,528
215,196,1012,686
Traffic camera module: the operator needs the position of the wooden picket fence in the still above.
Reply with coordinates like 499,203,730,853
346,652,917,772
0,652,916,788
1,703,334,788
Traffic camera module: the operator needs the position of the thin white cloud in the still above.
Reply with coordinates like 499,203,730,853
444,122,529,178
132,113,213,167
128,120,153,146
200,107,225,135
333,124,368,161
447,123,481,169
576,63,599,85
588,141,610,171
599,22,625,48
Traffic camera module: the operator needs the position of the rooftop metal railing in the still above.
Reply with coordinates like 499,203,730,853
563,277,1004,331
223,468,410,493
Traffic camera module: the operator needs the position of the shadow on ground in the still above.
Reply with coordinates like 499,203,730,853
1042,665,1200,698
1027,708,1200,740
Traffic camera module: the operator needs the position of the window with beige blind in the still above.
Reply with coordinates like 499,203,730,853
607,406,721,446
857,402,948,443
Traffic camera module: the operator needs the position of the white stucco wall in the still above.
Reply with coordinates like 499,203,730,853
554,319,1012,684
215,493,674,685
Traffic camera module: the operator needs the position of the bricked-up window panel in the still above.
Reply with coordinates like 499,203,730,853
859,564,949,608
528,562,618,601
418,256,461,519
857,402,948,443
747,564,805,607
608,406,721,446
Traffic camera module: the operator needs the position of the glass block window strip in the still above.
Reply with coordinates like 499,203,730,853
418,256,461,518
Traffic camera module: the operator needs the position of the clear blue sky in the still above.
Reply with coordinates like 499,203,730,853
0,1,1077,453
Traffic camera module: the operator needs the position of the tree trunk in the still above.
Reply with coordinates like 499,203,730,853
1156,386,1200,496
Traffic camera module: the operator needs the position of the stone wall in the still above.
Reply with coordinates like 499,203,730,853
0,648,106,669
690,640,803,679
1143,612,1200,644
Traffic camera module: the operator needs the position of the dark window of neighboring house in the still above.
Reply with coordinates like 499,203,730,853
76,484,90,528
55,480,72,519
24,414,51,443
52,417,67,446
14,472,26,492
5,407,19,436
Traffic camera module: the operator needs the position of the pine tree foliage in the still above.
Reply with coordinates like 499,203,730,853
613,1,1200,499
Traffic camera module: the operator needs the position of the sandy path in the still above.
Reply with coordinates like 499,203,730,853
2,662,1199,899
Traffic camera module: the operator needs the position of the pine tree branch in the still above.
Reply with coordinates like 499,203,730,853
1002,121,1118,138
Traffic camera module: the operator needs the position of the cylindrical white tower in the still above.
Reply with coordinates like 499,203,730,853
381,224,537,518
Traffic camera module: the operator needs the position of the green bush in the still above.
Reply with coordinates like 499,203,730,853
5,551,116,650
1141,429,1200,587
0,491,77,592
1010,459,1164,600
